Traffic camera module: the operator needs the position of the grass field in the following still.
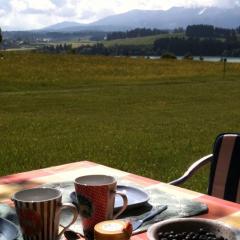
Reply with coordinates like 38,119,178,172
102,33,185,46
0,52,240,193
43,40,97,48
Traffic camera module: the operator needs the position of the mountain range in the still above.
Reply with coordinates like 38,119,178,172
42,7,240,32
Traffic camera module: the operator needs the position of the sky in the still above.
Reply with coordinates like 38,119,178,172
0,0,239,30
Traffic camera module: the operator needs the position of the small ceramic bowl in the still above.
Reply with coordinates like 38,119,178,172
147,218,240,240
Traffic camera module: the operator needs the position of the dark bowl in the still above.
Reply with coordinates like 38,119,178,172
0,217,19,240
147,218,240,240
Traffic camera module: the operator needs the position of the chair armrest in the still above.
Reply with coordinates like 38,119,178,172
169,154,213,186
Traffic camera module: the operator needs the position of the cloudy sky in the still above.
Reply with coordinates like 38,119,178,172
0,0,239,30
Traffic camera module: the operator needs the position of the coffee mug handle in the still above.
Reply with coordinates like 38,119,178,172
57,203,78,240
113,191,128,219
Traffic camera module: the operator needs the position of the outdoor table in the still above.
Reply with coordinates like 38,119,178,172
1,161,240,240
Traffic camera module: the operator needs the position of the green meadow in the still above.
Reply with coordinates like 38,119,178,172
0,52,240,193
102,33,185,47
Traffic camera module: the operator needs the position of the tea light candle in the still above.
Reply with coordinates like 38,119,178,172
94,220,133,240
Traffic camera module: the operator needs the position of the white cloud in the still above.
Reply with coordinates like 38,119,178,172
28,0,55,10
0,0,239,30
0,9,6,17
55,7,77,17
21,8,50,15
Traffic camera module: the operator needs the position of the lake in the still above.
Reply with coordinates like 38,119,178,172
190,56,240,63
147,56,240,63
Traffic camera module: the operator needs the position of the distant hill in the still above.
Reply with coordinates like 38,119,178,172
41,22,129,32
92,7,240,29
43,21,86,31
42,7,240,32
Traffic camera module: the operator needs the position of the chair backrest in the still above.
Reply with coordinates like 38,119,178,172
208,133,240,203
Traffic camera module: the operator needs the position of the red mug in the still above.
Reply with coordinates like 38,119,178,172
74,175,128,240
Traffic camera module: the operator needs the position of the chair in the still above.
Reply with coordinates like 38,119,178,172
169,133,240,203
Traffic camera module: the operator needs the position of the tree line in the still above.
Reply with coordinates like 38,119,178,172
106,25,240,41
153,37,240,56
186,24,238,40
40,37,240,57
2,30,106,42
40,43,154,56
106,28,169,40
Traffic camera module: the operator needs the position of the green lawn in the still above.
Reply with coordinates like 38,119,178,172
0,52,240,193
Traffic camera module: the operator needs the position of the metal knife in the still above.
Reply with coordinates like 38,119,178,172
132,205,168,231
